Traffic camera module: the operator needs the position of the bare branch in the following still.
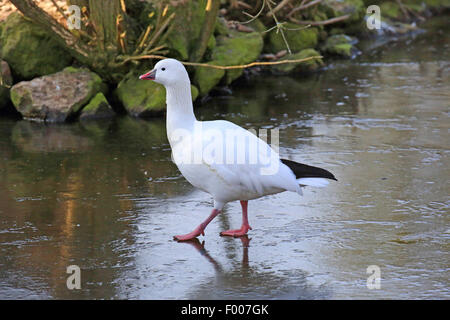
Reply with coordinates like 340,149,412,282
118,54,323,70
287,0,322,18
266,0,292,17
241,0,265,24
9,0,93,63
289,14,350,26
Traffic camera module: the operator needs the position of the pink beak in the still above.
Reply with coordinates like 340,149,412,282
139,69,156,80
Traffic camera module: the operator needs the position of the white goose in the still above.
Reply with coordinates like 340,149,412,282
140,59,337,241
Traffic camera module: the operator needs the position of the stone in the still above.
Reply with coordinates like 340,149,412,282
322,34,359,58
194,66,225,96
115,71,199,117
321,0,366,23
246,19,267,36
214,17,230,37
266,23,319,53
194,31,263,95
164,0,209,60
79,92,115,121
0,12,72,80
10,67,104,122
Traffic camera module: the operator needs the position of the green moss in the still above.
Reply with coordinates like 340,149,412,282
115,72,199,117
61,66,81,74
83,69,107,96
224,69,243,86
380,2,401,19
79,92,115,120
9,86,24,108
207,35,216,51
246,19,267,37
164,0,208,60
194,31,263,95
194,64,225,96
82,92,109,112
267,23,319,53
215,32,263,85
212,32,264,65
191,85,199,101
333,43,353,56
322,34,356,57
214,18,230,36
10,85,34,115
0,12,72,80
321,0,365,23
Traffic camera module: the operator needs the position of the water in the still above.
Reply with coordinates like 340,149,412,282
0,16,449,299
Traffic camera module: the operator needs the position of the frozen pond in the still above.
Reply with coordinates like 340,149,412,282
0,16,448,299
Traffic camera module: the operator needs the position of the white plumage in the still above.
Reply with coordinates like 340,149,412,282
139,58,336,241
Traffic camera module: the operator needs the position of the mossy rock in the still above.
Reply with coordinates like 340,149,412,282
333,43,353,56
207,35,216,51
322,34,358,58
266,23,319,53
10,67,104,122
194,65,225,96
115,72,199,117
164,0,208,60
214,31,263,85
246,19,268,38
79,92,115,121
194,31,263,95
212,31,264,65
321,0,366,24
274,49,324,73
0,12,72,80
215,18,230,36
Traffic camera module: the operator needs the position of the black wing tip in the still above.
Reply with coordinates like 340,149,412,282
325,169,338,181
321,171,338,181
281,158,338,182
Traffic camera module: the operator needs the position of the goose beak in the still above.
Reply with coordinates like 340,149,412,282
139,69,156,80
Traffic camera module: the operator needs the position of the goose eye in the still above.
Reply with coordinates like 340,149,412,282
161,67,166,71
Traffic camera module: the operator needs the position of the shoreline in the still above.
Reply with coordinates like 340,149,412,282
0,1,448,122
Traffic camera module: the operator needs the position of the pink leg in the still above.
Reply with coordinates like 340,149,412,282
174,209,220,241
220,200,252,237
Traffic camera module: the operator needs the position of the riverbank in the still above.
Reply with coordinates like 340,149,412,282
0,12,448,298
0,0,448,122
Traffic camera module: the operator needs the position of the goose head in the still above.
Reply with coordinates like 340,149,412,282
139,58,190,87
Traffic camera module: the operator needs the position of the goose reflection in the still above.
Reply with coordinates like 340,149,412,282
180,237,330,300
